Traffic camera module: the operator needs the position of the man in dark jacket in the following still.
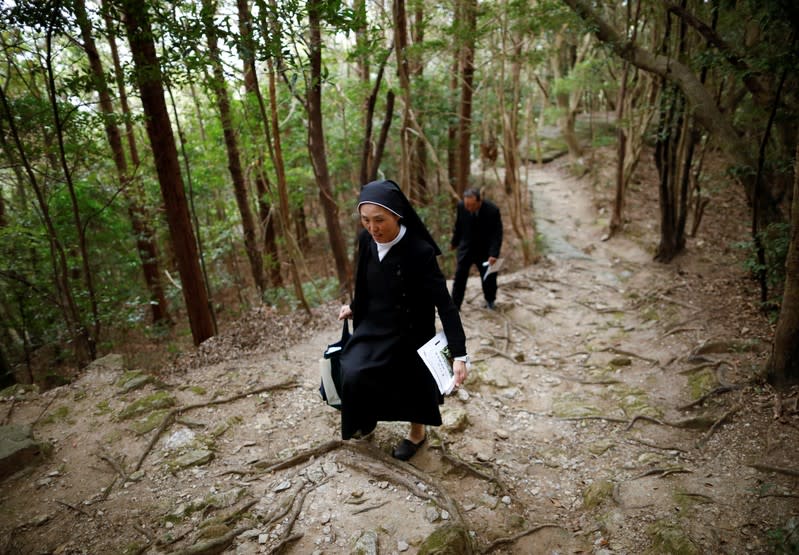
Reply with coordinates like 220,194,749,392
450,188,503,310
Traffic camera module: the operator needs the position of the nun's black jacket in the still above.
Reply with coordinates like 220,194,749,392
339,228,466,439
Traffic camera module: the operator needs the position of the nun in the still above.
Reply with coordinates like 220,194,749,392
337,179,469,461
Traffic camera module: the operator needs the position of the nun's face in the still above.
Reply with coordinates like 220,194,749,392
359,203,400,243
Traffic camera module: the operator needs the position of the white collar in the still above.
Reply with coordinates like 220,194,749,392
375,224,406,261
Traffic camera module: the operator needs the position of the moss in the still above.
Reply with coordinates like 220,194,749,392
583,480,614,509
130,409,171,435
552,393,602,418
189,385,206,396
0,383,38,398
94,400,112,415
418,524,475,555
40,405,70,425
118,391,176,421
646,519,699,555
687,370,718,400
604,385,662,418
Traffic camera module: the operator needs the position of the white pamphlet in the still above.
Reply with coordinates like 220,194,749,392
482,257,504,281
417,331,455,395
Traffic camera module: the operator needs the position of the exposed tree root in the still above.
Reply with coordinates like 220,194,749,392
560,415,629,425
631,467,692,480
2,398,15,426
625,437,687,454
268,481,316,554
430,431,508,492
696,404,741,448
662,326,703,339
253,440,342,473
55,499,89,517
747,463,799,478
478,523,565,554
134,379,297,472
598,347,657,365
474,346,538,366
351,500,391,515
168,526,248,555
268,533,302,555
678,385,741,410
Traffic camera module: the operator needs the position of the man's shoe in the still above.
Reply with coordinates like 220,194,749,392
485,301,496,310
392,436,426,461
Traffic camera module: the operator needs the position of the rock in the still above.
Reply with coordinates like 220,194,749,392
501,496,511,506
117,371,153,394
440,406,470,433
398,539,410,552
494,429,510,440
170,449,214,470
425,506,440,522
164,428,196,451
273,480,292,492
609,357,632,367
457,388,470,402
82,353,125,384
0,424,51,481
480,494,499,509
418,524,475,555
352,529,378,555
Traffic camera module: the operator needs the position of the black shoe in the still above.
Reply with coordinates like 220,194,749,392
392,436,426,461
485,300,496,310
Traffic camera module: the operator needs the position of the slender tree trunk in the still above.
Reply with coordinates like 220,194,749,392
0,85,91,364
767,140,799,386
394,0,412,196
202,0,265,297
307,0,352,295
456,0,476,194
409,2,427,202
120,0,214,346
267,56,311,313
237,0,282,288
562,0,782,226
80,0,170,325
44,16,100,359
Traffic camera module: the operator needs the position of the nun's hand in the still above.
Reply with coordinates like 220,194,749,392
338,304,353,320
453,359,467,387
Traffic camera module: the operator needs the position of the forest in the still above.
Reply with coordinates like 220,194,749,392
0,0,798,389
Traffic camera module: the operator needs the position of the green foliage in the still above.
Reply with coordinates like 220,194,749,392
767,517,799,555
733,222,791,305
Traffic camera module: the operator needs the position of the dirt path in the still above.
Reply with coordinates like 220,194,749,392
1,161,797,554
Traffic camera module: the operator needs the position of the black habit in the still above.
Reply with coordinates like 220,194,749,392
339,228,466,440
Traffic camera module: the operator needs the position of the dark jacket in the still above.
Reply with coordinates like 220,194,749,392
450,199,503,262
351,229,466,357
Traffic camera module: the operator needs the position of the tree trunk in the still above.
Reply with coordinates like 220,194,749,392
456,0,476,195
0,84,91,365
202,0,265,297
562,0,782,226
409,2,427,203
394,0,412,196
767,141,799,386
120,0,214,346
237,0,282,288
79,0,170,325
307,0,352,295
44,17,100,359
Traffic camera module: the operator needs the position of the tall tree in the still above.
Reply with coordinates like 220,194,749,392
455,0,476,195
236,0,282,288
118,0,214,346
201,0,266,296
306,0,352,295
75,0,170,324
767,140,799,386
43,4,100,358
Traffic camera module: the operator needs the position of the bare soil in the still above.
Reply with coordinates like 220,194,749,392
1,148,798,555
